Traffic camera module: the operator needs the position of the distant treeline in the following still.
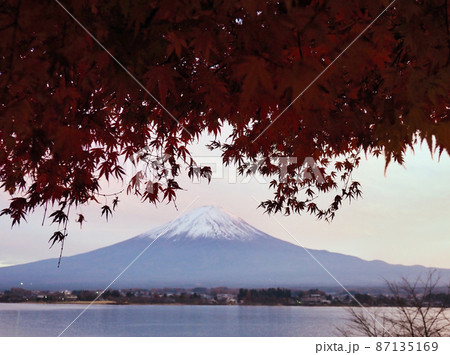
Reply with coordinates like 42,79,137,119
1,287,449,307
237,288,294,305
352,292,450,307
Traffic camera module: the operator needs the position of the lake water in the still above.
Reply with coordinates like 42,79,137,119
0,303,350,337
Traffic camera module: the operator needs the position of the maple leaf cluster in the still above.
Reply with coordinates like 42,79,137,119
0,0,449,240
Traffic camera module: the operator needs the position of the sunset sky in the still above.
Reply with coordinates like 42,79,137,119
0,130,449,270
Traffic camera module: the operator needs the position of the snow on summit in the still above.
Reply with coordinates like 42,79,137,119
138,205,269,241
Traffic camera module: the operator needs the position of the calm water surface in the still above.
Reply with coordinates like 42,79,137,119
0,304,347,337
0,303,350,336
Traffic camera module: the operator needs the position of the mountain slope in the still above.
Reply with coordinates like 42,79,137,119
0,206,447,290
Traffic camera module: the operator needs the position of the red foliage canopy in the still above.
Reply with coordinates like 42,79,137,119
0,0,449,242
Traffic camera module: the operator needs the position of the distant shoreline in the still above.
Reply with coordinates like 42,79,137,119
0,301,415,308
2,286,448,308
0,300,340,307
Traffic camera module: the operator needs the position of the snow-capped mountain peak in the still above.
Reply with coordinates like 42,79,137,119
138,205,269,241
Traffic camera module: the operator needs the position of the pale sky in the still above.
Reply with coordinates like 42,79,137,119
0,130,449,269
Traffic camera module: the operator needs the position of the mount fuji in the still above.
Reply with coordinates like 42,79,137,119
0,205,448,290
